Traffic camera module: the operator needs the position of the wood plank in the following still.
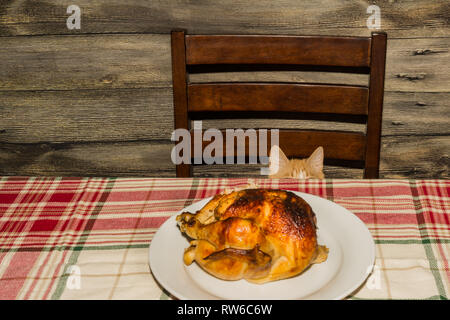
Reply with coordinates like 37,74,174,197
189,70,369,86
0,0,448,38
385,37,450,93
0,34,172,91
0,35,447,93
1,136,447,179
381,92,450,136
277,130,366,162
380,136,449,179
186,35,370,67
0,88,174,143
1,90,448,144
0,141,174,176
189,70,370,88
188,83,369,115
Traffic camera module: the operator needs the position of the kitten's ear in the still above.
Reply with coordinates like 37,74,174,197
269,145,289,175
307,146,324,173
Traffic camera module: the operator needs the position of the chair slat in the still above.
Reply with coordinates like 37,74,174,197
188,83,368,115
189,129,366,163
186,35,371,68
277,130,365,162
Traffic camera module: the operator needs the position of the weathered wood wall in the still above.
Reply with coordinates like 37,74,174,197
0,0,449,178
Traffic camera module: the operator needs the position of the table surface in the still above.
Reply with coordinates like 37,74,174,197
0,177,448,300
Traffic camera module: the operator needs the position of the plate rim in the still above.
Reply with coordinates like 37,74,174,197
149,190,375,300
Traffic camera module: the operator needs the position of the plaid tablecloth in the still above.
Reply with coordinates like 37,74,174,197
0,177,448,300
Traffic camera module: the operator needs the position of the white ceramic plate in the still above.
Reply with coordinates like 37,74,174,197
149,191,375,300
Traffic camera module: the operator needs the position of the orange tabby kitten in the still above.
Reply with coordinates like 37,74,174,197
268,145,325,179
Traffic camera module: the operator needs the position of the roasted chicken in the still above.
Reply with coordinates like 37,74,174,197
176,188,328,284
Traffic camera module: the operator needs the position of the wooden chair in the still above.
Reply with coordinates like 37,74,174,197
171,30,387,178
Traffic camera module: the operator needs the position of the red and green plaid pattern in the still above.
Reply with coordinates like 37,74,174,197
0,177,448,299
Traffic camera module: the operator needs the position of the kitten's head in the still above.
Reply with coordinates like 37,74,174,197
268,145,325,179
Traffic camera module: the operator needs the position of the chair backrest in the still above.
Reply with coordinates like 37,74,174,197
171,30,387,178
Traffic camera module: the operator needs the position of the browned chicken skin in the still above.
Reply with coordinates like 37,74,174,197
176,189,328,284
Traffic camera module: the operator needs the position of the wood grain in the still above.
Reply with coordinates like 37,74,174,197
188,83,369,115
385,37,450,93
186,35,370,67
0,35,447,93
0,141,174,176
0,34,172,91
0,88,173,143
0,0,448,38
1,136,447,178
380,136,449,179
189,70,369,87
